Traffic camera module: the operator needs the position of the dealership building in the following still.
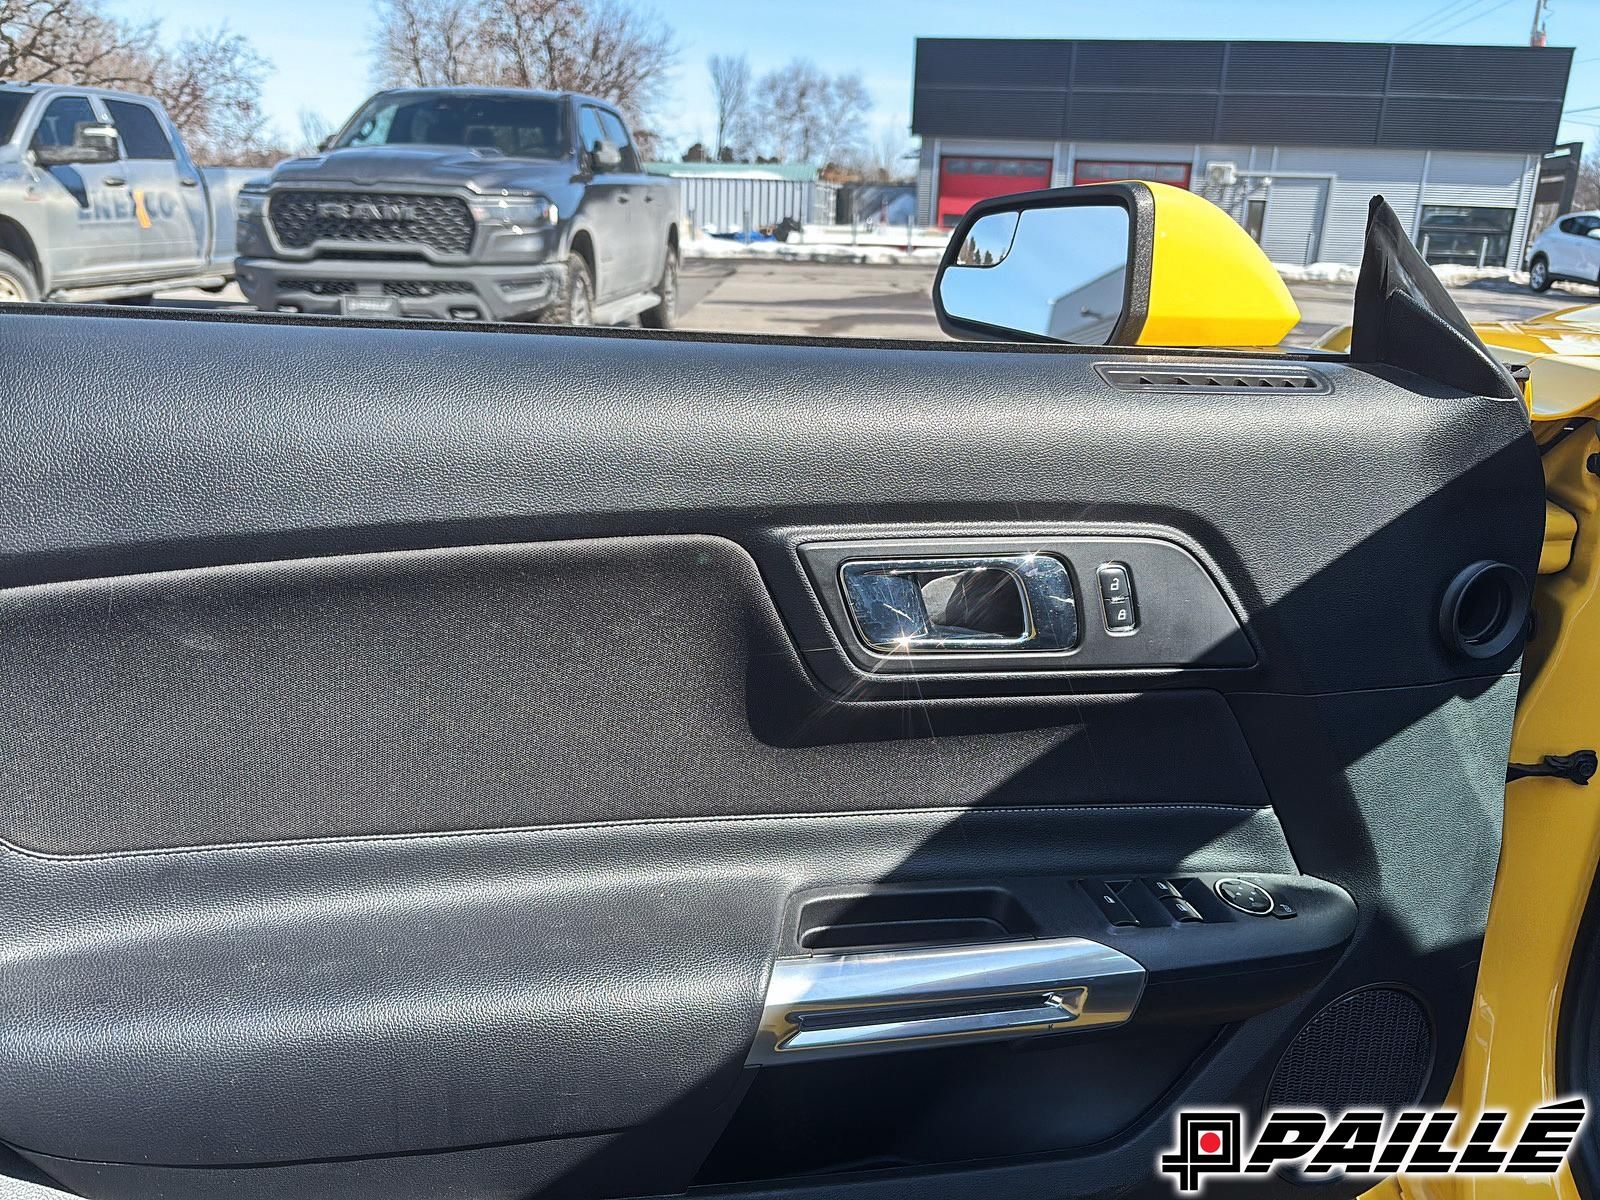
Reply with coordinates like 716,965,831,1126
913,39,1573,267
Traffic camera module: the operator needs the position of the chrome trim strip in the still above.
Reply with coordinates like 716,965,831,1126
747,936,1145,1064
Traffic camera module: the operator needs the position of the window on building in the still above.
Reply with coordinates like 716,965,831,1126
1244,198,1267,244
105,100,175,160
1073,161,1191,188
1417,205,1516,267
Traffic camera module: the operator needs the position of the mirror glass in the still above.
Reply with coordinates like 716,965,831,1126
939,204,1131,344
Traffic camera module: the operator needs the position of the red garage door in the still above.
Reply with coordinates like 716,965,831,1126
937,156,1052,228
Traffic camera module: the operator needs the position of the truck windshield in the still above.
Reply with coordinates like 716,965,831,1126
333,94,567,159
0,91,29,143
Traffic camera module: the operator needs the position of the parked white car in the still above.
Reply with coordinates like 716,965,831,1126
1526,211,1600,293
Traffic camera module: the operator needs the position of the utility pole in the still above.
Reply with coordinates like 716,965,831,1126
1531,0,1550,47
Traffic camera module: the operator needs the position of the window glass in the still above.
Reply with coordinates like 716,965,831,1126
578,105,606,167
105,100,175,160
0,91,28,143
333,93,566,158
30,96,96,151
597,110,639,172
1074,160,1190,187
1418,205,1516,266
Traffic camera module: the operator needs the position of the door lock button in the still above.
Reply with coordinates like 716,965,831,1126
1097,563,1139,632
1216,877,1275,915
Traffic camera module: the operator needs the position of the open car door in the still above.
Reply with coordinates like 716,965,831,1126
0,186,1544,1200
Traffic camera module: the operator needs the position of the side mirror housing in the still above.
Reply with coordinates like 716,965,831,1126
934,181,1299,349
592,139,623,173
34,123,121,167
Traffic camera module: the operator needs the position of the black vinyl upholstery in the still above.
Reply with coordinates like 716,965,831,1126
0,311,1544,1200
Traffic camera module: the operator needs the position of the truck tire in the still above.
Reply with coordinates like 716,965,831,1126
0,251,40,303
639,245,679,330
546,254,594,326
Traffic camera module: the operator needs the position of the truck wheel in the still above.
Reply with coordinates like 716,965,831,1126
547,255,594,326
1529,255,1552,293
639,245,679,330
0,251,40,303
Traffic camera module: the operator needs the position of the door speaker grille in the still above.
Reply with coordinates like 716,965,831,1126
1097,364,1328,393
1266,987,1433,1110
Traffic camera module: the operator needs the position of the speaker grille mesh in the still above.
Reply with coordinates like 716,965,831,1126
1267,988,1433,1110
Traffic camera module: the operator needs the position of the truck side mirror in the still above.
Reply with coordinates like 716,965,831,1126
592,139,623,173
934,181,1300,348
34,123,120,167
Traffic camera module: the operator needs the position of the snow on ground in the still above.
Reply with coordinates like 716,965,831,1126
683,225,1533,287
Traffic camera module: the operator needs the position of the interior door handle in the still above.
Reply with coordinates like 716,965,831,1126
748,937,1144,1063
103,177,127,187
840,554,1078,653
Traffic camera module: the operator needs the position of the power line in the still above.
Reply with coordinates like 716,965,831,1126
1400,0,1499,39
1432,0,1519,38
1393,0,1482,39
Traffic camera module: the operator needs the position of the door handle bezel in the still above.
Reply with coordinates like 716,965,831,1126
748,936,1145,1064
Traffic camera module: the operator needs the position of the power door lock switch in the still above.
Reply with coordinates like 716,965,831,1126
1097,563,1139,633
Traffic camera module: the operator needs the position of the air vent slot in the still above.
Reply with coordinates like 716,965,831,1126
1096,364,1329,393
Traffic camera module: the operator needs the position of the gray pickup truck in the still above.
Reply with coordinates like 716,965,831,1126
234,87,680,326
0,83,244,304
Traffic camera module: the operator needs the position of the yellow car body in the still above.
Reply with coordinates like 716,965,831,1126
1313,304,1600,1200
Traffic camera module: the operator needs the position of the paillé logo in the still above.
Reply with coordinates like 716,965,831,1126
1159,1100,1587,1193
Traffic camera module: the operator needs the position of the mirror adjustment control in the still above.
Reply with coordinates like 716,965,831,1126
1216,877,1275,915
1097,563,1138,632
1160,895,1204,923
1082,880,1139,927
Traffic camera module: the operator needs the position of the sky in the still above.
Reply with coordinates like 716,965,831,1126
101,0,1600,155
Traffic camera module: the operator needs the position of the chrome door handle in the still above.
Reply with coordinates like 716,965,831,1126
839,553,1078,654
179,176,200,187
748,937,1145,1063
103,177,127,187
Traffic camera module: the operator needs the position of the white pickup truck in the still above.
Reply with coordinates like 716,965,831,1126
0,82,251,304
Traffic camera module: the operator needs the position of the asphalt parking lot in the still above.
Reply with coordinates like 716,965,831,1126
157,259,1592,345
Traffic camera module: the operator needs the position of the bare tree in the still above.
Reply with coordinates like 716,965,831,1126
297,108,336,155
707,52,748,158
1574,144,1600,213
750,59,871,168
0,0,280,165
372,0,676,149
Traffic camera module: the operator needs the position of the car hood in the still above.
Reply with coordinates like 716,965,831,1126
269,146,574,193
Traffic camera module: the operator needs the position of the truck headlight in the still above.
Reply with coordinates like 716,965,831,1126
236,188,269,219
470,194,558,230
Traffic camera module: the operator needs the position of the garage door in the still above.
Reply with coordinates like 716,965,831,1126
1259,177,1329,266
937,156,1052,228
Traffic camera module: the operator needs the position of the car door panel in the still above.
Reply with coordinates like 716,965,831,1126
0,311,1543,1200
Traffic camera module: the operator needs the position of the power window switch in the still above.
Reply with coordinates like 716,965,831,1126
1161,896,1205,923
1148,878,1181,900
1083,880,1139,927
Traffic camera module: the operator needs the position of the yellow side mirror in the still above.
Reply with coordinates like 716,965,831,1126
934,180,1300,349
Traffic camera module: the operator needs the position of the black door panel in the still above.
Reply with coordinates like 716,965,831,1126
0,311,1543,1200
